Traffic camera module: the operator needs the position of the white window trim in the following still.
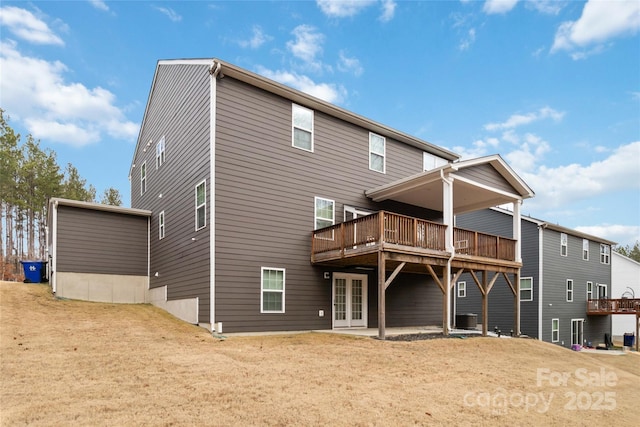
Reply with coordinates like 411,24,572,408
520,277,533,302
369,132,386,174
552,318,559,343
560,233,567,257
600,244,610,264
195,180,206,231
260,267,285,313
159,210,165,240
314,197,335,230
582,239,589,261
292,104,314,152
140,161,147,195
156,136,166,169
597,283,608,299
457,281,466,298
586,281,593,300
566,279,573,302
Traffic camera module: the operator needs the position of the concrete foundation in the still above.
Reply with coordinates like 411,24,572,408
147,286,199,324
56,272,147,303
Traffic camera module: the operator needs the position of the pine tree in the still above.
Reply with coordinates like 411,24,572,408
62,163,96,203
100,187,123,206
615,241,640,263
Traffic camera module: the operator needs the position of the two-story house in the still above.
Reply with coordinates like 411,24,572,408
48,58,534,339
455,208,617,349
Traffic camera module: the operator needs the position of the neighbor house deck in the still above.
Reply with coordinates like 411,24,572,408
587,299,640,315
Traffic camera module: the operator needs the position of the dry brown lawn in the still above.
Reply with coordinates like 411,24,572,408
1,282,638,426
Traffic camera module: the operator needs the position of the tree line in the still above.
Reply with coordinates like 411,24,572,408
0,109,122,280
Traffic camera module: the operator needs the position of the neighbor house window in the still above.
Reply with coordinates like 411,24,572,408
457,281,466,298
600,244,610,264
552,319,559,342
314,197,334,230
369,132,386,173
566,279,573,302
158,211,165,240
261,267,285,313
140,161,147,195
520,277,533,302
560,233,567,257
156,136,166,169
423,152,447,171
292,104,313,152
195,180,206,230
582,239,589,261
586,281,593,300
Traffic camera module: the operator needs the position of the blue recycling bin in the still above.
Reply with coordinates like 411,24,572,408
623,333,635,347
20,261,47,283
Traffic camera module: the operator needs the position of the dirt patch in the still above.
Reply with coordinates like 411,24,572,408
1,281,638,426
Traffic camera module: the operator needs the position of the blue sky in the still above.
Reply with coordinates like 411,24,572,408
1,0,639,247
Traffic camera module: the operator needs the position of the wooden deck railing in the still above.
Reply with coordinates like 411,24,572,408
311,211,516,262
587,299,640,315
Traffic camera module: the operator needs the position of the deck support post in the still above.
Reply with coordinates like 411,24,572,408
636,313,639,352
514,271,520,336
378,250,386,340
481,271,488,337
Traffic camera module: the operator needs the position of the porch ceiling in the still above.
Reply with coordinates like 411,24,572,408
365,155,534,214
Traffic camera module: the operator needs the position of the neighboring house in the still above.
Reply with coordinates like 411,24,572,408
49,58,535,338
611,251,640,338
456,208,616,349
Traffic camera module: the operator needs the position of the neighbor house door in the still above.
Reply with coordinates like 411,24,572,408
571,319,584,346
333,273,368,328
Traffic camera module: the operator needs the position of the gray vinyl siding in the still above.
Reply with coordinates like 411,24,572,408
541,229,611,348
214,76,442,332
131,63,211,322
56,205,147,275
455,209,541,337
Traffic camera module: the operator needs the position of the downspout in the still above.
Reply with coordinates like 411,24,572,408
51,200,58,294
441,169,455,334
538,224,544,341
208,60,221,332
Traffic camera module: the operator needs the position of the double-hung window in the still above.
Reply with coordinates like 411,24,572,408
158,211,165,240
314,197,334,230
195,180,206,230
600,244,610,264
457,281,466,298
552,319,559,342
369,133,385,173
140,162,147,195
261,267,285,313
292,104,313,151
582,239,589,260
560,233,567,257
566,279,573,302
520,277,533,302
586,281,593,300
156,136,166,169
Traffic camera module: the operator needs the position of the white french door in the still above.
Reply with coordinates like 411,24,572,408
333,273,368,328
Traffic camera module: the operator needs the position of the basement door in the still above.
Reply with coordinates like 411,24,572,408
333,273,368,328
571,319,584,347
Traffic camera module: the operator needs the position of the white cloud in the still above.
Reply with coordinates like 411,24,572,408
256,67,346,104
483,0,519,15
316,0,377,18
551,0,640,57
484,106,565,131
575,224,640,247
0,6,64,45
154,6,182,22
459,28,476,51
0,40,139,147
89,1,109,12
287,25,325,71
379,0,397,22
238,25,271,49
526,0,563,15
337,50,363,76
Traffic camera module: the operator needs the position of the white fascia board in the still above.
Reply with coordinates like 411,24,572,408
50,197,151,217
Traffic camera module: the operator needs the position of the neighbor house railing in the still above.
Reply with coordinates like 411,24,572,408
311,211,516,262
587,298,640,315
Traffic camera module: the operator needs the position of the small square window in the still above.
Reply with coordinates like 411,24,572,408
520,277,533,302
261,267,285,313
457,281,466,298
369,133,385,173
292,104,313,152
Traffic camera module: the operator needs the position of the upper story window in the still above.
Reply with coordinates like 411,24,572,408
582,239,589,260
369,133,386,173
292,104,313,152
457,281,466,298
159,211,165,240
156,136,166,169
520,277,533,302
586,281,593,300
600,244,610,264
195,180,206,231
315,197,334,230
566,279,573,302
560,233,568,257
423,152,447,171
140,162,147,195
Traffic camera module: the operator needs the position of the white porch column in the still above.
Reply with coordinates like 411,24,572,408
442,174,454,334
513,199,522,263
